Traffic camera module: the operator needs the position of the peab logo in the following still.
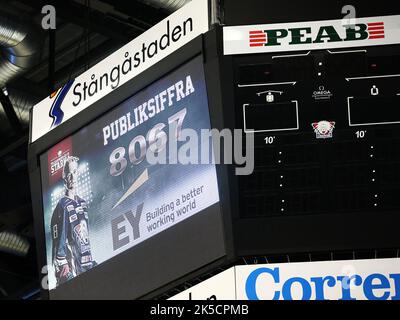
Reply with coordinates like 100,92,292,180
248,21,385,47
224,15,400,56
248,30,267,47
367,22,385,39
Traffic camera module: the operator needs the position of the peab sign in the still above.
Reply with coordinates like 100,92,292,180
223,15,400,55
170,258,400,300
31,0,209,143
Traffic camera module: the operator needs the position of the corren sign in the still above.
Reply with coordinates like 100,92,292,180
169,258,400,300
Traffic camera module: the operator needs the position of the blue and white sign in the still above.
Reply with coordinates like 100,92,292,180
236,258,400,300
169,258,400,300
31,0,209,142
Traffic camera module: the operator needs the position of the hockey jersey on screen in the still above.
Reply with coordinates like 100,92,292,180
51,195,94,285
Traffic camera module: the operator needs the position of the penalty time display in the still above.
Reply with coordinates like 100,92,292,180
39,55,220,290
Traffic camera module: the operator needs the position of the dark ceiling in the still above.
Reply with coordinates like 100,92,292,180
0,0,173,299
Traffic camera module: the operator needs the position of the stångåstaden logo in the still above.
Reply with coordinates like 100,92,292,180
48,17,195,129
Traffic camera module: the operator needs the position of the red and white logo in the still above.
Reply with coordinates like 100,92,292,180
249,30,267,47
48,136,73,184
367,22,385,39
225,15,399,55
246,21,387,49
312,121,335,139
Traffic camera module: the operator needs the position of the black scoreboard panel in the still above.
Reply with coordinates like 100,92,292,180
233,45,400,219
28,32,235,300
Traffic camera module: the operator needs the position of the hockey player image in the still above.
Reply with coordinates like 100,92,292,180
51,156,96,287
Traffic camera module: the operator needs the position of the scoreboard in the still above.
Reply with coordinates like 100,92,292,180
221,11,400,256
28,0,400,299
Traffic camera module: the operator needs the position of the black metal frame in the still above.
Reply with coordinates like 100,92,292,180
28,28,237,299
0,90,22,135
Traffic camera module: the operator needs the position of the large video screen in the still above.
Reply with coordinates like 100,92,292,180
39,55,220,291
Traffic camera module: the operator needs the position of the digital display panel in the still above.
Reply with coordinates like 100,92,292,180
233,47,400,219
39,55,220,291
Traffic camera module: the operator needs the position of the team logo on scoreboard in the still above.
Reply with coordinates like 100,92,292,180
312,121,335,139
47,137,73,184
248,21,385,47
49,150,70,180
